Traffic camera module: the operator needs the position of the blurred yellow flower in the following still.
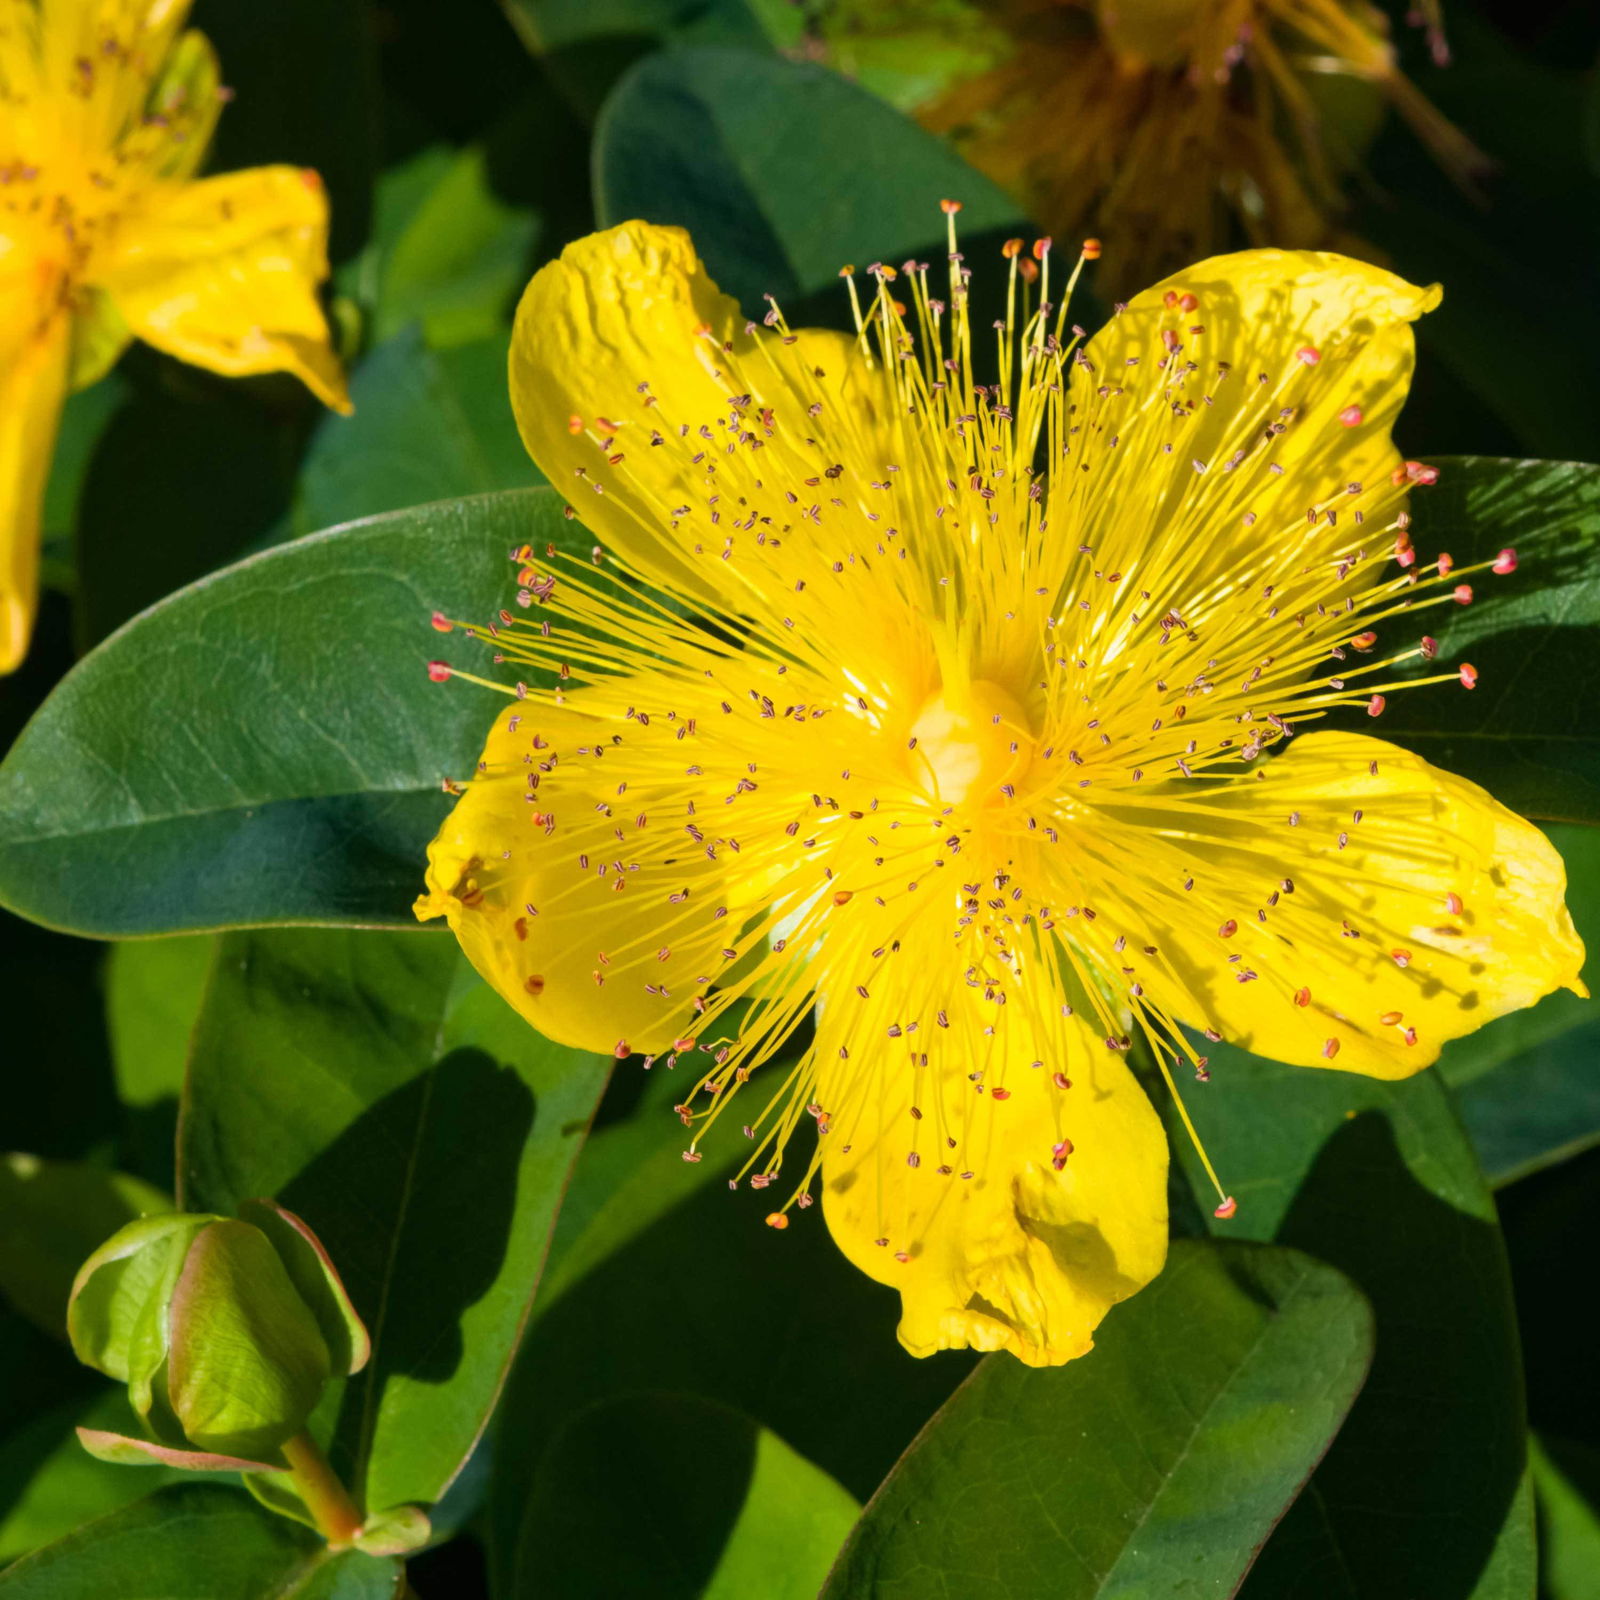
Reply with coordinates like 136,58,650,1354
417,216,1582,1366
0,0,349,672
823,0,1485,291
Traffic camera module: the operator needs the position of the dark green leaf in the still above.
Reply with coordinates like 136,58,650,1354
0,489,577,937
1346,456,1600,824
487,1072,973,1596
822,1241,1370,1600
294,331,537,535
0,1483,398,1598
594,47,1027,320
1436,822,1600,1185
1167,1046,1535,1597
514,1394,858,1599
178,928,607,1513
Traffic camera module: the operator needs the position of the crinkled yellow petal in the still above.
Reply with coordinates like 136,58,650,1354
508,220,866,612
414,695,734,1056
94,166,350,412
1113,731,1586,1079
818,993,1168,1367
1075,250,1438,586
0,301,71,673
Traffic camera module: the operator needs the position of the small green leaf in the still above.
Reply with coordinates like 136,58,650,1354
166,1220,331,1460
235,1201,370,1379
179,927,608,1512
594,47,1027,318
0,489,581,936
66,1215,208,1398
0,1482,399,1598
353,1503,431,1558
821,1241,1371,1600
515,1394,859,1599
0,1156,169,1340
73,1428,277,1475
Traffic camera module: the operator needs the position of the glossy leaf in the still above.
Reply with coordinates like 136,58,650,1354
178,927,608,1513
822,1241,1370,1600
594,47,1027,319
514,1394,859,1599
0,1482,399,1599
1355,456,1600,823
0,488,578,937
1532,1435,1600,1600
1436,822,1600,1185
1167,1045,1535,1598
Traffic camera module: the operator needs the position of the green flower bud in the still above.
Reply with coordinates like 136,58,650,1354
67,1199,368,1466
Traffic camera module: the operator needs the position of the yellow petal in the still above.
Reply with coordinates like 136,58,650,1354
415,694,734,1056
1104,731,1586,1079
93,166,349,412
509,221,865,612
1074,250,1438,590
818,992,1168,1367
0,303,71,673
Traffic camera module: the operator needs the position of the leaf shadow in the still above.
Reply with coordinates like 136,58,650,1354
1245,1110,1524,1600
278,1048,535,1488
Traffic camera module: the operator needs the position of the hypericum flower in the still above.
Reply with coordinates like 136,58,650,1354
0,0,350,671
819,0,1485,291
417,214,1583,1366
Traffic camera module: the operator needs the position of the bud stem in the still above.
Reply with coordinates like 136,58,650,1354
281,1431,364,1548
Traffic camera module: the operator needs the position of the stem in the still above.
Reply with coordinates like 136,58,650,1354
281,1431,364,1548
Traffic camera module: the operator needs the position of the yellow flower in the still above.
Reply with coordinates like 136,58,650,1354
825,0,1485,291
0,0,350,672
417,216,1583,1366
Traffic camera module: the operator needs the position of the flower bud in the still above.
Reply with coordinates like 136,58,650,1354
68,1199,367,1469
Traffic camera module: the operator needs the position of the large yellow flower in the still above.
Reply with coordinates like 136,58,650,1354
417,216,1583,1366
0,0,349,672
824,0,1484,291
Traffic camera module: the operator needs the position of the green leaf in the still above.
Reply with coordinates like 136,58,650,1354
1436,822,1600,1185
1166,1046,1535,1598
1533,1435,1600,1600
488,1076,973,1595
0,1482,399,1598
105,935,218,1193
594,46,1028,319
514,1393,859,1599
373,145,539,348
0,1156,169,1340
821,1241,1369,1600
177,927,607,1513
1344,457,1600,824
0,488,580,937
294,330,538,536
0,1392,183,1565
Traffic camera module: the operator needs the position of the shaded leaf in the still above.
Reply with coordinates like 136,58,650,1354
822,1241,1370,1600
1532,1434,1600,1600
515,1394,858,1599
0,1482,398,1598
594,46,1027,320
1166,1046,1535,1597
0,489,577,937
178,928,607,1513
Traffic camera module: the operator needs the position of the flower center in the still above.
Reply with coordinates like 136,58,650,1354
908,679,1033,808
